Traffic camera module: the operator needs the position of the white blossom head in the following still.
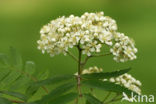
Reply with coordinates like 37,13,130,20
107,73,142,94
110,32,138,62
75,66,103,75
37,11,137,62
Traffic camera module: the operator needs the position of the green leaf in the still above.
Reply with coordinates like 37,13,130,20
84,93,102,104
0,97,12,104
33,75,74,87
0,53,9,65
0,69,11,82
25,85,39,98
11,61,36,90
39,82,76,103
0,91,28,101
86,100,91,104
48,92,78,104
36,69,49,80
2,69,21,89
26,75,74,98
82,68,131,79
24,61,36,75
82,80,133,96
9,47,23,69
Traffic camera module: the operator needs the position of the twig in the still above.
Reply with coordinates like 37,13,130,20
91,53,112,57
81,52,112,66
67,51,78,62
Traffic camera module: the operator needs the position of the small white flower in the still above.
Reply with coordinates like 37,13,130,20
110,78,115,82
81,66,103,74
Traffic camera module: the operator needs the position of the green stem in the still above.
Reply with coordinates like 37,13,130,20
78,46,82,75
81,52,112,66
77,45,82,98
66,51,78,62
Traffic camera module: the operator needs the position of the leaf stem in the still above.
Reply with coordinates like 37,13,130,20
82,52,112,66
66,51,78,63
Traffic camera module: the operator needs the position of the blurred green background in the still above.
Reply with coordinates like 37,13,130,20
0,0,156,103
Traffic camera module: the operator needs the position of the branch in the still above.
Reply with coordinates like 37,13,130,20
91,53,112,57
82,52,112,66
66,51,78,62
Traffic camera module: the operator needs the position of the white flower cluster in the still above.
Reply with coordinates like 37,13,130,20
79,66,141,94
74,66,103,76
37,12,137,62
106,73,142,94
110,32,138,62
82,66,103,74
